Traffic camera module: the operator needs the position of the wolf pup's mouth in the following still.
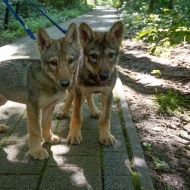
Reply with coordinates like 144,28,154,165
98,72,110,83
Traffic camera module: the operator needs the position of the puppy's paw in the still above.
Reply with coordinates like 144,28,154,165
0,124,8,132
56,111,70,119
67,131,82,145
99,132,115,146
30,148,49,160
90,110,101,119
44,134,61,144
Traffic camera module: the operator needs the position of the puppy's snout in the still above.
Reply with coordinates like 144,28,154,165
60,80,70,88
99,72,110,82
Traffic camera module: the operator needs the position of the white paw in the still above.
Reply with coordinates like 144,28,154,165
44,134,61,144
56,112,70,119
99,132,115,146
30,148,49,160
90,111,101,119
67,130,82,145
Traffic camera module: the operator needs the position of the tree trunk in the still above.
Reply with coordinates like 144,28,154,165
4,1,9,29
132,0,136,9
168,0,174,9
149,0,155,11
16,1,20,15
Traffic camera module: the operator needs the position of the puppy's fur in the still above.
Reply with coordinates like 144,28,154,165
67,21,124,145
0,23,80,159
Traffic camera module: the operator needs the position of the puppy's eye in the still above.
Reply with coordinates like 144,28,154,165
108,53,115,60
49,61,57,67
68,59,74,65
89,54,98,62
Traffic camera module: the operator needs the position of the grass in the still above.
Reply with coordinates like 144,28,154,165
154,90,190,115
131,172,142,190
114,93,142,190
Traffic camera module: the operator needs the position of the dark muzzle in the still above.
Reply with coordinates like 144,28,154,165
99,72,110,82
60,80,70,88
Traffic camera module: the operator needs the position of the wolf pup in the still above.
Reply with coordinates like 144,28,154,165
0,23,80,159
67,21,124,146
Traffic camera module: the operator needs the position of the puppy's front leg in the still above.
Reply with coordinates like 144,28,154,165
99,91,115,146
86,94,101,118
41,105,61,143
27,104,49,160
68,89,84,144
57,89,75,119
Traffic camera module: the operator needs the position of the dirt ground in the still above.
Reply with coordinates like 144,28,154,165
118,38,190,190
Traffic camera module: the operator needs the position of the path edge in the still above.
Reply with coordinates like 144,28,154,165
114,77,155,190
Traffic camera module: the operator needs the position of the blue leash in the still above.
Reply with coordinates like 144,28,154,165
3,0,67,41
3,0,36,40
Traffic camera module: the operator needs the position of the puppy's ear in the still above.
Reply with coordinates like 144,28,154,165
79,22,95,46
106,21,124,46
65,23,79,46
37,28,52,56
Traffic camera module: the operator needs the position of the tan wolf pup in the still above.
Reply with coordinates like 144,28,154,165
66,21,124,145
0,23,80,159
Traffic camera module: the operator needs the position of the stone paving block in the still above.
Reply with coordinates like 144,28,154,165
82,116,100,131
104,175,135,190
103,152,131,176
40,166,102,190
48,155,100,168
0,175,39,189
6,119,28,142
0,142,45,174
49,136,101,156
0,102,26,141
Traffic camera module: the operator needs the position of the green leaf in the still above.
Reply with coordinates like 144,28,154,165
153,157,169,171
151,70,161,75
138,29,151,38
149,14,155,19
162,8,170,13
143,142,152,151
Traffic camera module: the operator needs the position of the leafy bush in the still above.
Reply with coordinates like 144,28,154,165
137,6,190,55
112,0,122,8
123,1,190,56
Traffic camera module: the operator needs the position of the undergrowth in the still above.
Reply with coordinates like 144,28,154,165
154,90,190,116
123,0,190,57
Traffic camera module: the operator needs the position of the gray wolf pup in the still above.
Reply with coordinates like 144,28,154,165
0,23,80,159
66,21,124,146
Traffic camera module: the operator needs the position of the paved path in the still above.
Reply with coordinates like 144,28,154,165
0,6,154,190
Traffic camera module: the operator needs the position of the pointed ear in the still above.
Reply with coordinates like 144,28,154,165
65,23,79,45
79,22,95,46
106,21,124,45
36,28,52,55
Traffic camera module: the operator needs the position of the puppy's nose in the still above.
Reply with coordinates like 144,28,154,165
99,72,110,81
60,80,70,88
